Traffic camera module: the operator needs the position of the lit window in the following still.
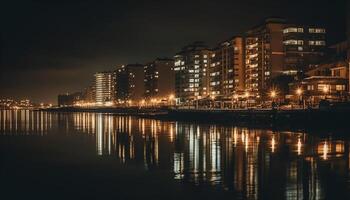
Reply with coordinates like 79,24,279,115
175,60,182,66
309,28,325,33
336,85,345,91
318,84,329,91
307,85,314,91
284,40,303,45
309,40,325,46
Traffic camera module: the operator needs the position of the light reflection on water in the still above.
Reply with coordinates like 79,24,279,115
1,110,350,199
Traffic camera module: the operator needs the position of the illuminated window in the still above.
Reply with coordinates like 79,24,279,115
175,60,181,66
336,85,345,91
315,41,325,46
284,40,304,45
309,28,325,33
309,40,325,46
318,84,329,91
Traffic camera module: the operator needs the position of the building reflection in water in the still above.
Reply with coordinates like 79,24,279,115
1,110,349,199
0,110,52,135
70,112,350,199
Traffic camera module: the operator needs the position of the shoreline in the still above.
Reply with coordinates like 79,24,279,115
38,106,350,131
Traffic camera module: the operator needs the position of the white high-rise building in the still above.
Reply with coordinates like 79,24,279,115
94,71,115,106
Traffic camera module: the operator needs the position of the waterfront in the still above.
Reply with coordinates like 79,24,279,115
1,110,350,199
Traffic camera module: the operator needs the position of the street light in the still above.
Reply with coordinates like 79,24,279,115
168,94,175,106
270,90,277,109
323,86,329,100
232,94,238,109
139,99,145,107
296,88,303,96
270,90,276,98
296,88,304,109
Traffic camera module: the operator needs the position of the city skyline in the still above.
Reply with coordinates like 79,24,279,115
1,0,348,103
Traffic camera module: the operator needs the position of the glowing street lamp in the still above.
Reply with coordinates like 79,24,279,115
323,86,329,99
270,90,277,109
323,87,329,93
168,94,175,106
244,92,250,108
232,94,239,109
296,88,304,109
139,99,145,107
296,88,303,96
270,90,277,99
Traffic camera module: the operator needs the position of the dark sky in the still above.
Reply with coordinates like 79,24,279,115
1,0,347,103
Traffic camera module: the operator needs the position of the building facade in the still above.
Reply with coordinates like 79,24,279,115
116,64,144,102
289,61,349,104
283,25,326,73
245,18,286,97
174,42,212,103
245,18,326,98
144,58,175,100
210,36,245,98
94,71,115,105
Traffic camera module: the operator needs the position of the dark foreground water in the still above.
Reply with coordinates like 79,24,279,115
0,110,349,200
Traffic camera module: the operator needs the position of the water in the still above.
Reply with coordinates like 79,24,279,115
0,110,349,199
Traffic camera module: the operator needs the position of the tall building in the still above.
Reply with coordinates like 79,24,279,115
245,18,286,97
283,25,326,73
116,64,144,102
174,42,212,103
245,18,326,98
94,71,115,105
144,58,175,99
210,36,245,97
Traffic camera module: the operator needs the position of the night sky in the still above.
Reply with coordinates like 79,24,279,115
1,0,347,103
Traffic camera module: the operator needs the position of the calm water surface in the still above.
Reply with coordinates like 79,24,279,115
0,110,349,199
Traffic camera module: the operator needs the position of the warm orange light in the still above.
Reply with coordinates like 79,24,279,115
210,96,215,100
245,92,249,98
270,90,276,98
140,99,145,105
296,88,303,96
168,94,175,100
323,86,329,93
